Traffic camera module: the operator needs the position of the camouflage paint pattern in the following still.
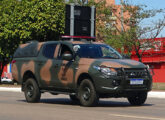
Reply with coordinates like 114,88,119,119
100,59,144,68
71,41,86,44
12,64,18,81
21,61,35,78
19,43,29,48
54,44,60,58
12,41,44,84
12,41,152,93
37,42,44,51
58,60,74,85
75,58,95,82
40,59,52,85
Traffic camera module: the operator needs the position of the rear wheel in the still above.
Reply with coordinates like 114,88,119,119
24,78,41,103
78,79,98,107
127,92,147,106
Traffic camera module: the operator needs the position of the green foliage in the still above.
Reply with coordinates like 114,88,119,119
103,1,165,61
68,0,88,5
65,0,165,62
0,0,65,80
0,0,65,59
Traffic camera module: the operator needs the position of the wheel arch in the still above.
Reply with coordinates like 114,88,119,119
22,70,39,91
77,73,95,87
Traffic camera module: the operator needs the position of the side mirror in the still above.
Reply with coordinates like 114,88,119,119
62,53,73,61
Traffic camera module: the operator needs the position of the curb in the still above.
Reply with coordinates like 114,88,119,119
0,87,21,92
148,91,165,99
0,87,165,99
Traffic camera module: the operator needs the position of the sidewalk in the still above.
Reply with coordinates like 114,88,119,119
0,87,165,99
148,91,165,99
0,87,21,92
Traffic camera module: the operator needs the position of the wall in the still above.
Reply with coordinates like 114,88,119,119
131,37,165,83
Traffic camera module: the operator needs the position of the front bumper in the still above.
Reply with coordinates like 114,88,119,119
92,68,152,95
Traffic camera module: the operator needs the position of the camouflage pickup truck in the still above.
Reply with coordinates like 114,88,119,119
12,40,152,107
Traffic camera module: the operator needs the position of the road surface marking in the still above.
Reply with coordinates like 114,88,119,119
109,114,164,120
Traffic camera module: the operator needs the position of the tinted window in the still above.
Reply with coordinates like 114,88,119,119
58,44,73,59
43,44,57,59
77,45,102,58
74,44,122,59
14,41,41,58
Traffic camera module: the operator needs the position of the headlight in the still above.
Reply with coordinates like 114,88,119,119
93,66,117,76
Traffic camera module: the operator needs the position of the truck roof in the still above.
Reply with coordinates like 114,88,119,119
13,40,105,58
14,41,44,58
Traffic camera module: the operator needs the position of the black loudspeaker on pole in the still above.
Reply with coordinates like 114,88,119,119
64,4,96,40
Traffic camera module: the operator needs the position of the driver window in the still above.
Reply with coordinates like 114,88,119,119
58,44,72,59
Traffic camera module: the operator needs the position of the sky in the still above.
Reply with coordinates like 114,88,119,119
115,0,165,37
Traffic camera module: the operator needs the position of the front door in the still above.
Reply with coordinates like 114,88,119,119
57,44,76,89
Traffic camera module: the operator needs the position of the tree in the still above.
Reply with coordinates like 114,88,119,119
71,0,165,62
104,1,165,62
0,0,65,83
68,0,113,41
68,0,88,5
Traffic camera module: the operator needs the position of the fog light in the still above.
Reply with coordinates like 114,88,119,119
112,80,120,86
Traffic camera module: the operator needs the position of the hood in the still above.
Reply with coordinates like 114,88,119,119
95,59,146,68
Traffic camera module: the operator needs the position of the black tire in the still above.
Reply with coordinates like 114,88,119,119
69,95,79,102
24,78,41,103
127,92,147,106
78,79,98,107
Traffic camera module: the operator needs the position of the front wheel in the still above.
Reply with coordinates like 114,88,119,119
127,92,148,106
78,79,98,107
24,78,41,103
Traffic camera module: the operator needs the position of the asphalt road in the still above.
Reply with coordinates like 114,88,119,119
0,91,165,120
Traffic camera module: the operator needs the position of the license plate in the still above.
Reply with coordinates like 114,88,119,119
130,79,144,85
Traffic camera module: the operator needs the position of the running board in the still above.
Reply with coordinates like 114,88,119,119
41,90,76,95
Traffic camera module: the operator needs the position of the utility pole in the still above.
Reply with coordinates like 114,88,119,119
120,0,124,53
121,0,124,32
82,0,88,4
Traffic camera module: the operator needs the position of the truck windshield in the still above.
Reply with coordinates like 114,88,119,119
73,44,122,59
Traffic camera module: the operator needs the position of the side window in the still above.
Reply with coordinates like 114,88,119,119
43,44,57,59
58,44,72,59
100,46,119,59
